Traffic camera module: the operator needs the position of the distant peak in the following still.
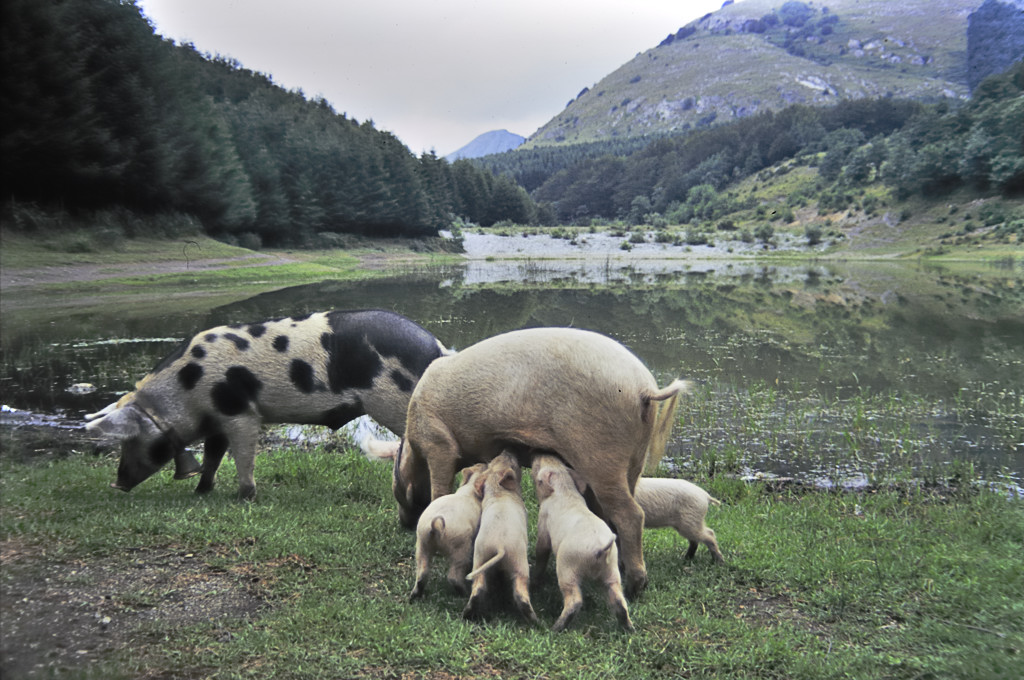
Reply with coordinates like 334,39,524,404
446,130,526,160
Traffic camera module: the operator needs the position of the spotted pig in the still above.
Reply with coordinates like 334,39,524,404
86,309,448,499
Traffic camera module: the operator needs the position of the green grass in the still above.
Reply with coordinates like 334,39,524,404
2,434,1021,679
0,232,255,270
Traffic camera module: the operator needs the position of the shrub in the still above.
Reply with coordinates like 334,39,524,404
238,232,263,250
805,224,823,246
978,203,1007,226
754,223,775,243
685,228,709,245
314,232,357,249
644,212,669,229
994,219,1023,240
777,207,796,223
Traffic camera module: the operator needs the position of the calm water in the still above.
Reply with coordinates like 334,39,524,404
2,257,1022,488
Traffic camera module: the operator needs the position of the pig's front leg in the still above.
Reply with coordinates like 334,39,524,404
196,433,228,494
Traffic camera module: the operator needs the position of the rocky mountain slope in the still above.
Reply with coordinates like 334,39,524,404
528,0,981,147
967,0,1024,91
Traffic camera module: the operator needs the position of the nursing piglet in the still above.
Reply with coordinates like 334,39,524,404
532,454,633,632
409,463,489,600
462,452,538,624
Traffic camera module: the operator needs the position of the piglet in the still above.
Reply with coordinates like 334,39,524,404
634,477,724,564
462,452,538,624
532,454,633,632
409,463,489,600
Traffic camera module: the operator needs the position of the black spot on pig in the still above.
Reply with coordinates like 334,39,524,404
211,366,263,416
290,359,317,394
197,415,220,437
248,324,267,338
191,345,206,359
147,436,176,468
224,333,250,351
273,336,289,353
205,333,218,343
178,362,204,390
322,402,364,430
321,330,382,392
391,369,413,392
326,309,443,378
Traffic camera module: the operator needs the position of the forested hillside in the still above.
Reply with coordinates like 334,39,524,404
0,0,536,246
476,62,1024,227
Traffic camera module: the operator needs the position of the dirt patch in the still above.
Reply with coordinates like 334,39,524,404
0,421,98,465
733,587,827,636
0,542,265,679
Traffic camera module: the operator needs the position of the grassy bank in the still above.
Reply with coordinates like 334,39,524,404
0,229,461,323
2,433,1021,679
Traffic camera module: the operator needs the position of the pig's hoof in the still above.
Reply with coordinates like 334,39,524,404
615,605,634,632
238,485,256,501
462,596,485,621
624,573,648,601
515,599,539,625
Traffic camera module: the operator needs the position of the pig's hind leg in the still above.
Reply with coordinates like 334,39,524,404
221,418,261,500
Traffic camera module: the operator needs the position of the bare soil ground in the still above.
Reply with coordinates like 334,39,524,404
0,426,267,679
1,540,264,679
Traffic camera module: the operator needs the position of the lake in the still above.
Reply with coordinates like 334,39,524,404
2,254,1021,492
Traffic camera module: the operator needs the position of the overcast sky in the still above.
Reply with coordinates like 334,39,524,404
137,0,729,156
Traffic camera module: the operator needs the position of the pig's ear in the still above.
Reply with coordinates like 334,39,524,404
498,469,518,491
472,472,488,498
567,468,589,495
84,401,119,421
85,404,145,440
535,468,553,488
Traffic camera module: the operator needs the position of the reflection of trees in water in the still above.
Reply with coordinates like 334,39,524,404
4,264,1022,415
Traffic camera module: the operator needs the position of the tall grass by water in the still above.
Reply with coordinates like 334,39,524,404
673,379,1023,494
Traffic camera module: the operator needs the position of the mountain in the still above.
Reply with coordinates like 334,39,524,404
967,0,1024,92
527,0,982,148
446,129,526,160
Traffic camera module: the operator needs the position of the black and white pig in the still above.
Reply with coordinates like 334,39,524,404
85,309,448,499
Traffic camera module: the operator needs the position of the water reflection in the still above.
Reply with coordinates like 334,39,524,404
2,258,1021,488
